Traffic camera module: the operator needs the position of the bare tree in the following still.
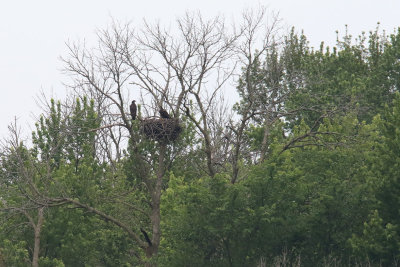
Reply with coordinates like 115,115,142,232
222,8,283,182
59,10,285,261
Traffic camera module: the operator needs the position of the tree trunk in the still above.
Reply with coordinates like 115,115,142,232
32,207,44,267
259,122,271,163
231,118,248,183
205,140,215,177
145,142,166,266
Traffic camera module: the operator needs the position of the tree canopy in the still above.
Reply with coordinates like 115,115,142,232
1,9,400,266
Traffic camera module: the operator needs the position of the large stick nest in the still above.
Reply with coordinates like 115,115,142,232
141,118,182,142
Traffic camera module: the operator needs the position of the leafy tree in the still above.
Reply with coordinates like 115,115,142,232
350,93,400,264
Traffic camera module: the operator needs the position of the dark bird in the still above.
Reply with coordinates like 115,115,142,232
159,107,170,119
130,100,137,120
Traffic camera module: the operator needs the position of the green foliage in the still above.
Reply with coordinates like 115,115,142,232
39,257,65,267
348,93,400,264
32,98,64,166
65,97,100,169
41,207,135,266
0,240,29,267
159,114,379,265
160,173,255,266
349,210,400,263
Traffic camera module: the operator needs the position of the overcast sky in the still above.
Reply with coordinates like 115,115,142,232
1,0,399,139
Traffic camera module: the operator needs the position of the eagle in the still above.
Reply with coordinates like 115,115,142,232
130,100,137,120
159,107,170,119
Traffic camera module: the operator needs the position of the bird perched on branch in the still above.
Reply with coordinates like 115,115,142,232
130,100,137,120
159,107,171,119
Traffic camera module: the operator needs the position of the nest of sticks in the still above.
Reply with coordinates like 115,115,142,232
141,117,182,142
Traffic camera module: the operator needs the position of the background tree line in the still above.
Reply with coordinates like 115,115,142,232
1,8,400,266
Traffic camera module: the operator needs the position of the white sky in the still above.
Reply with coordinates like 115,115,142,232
1,0,399,139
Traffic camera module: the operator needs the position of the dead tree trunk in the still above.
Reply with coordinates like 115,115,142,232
31,207,44,267
144,143,166,266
